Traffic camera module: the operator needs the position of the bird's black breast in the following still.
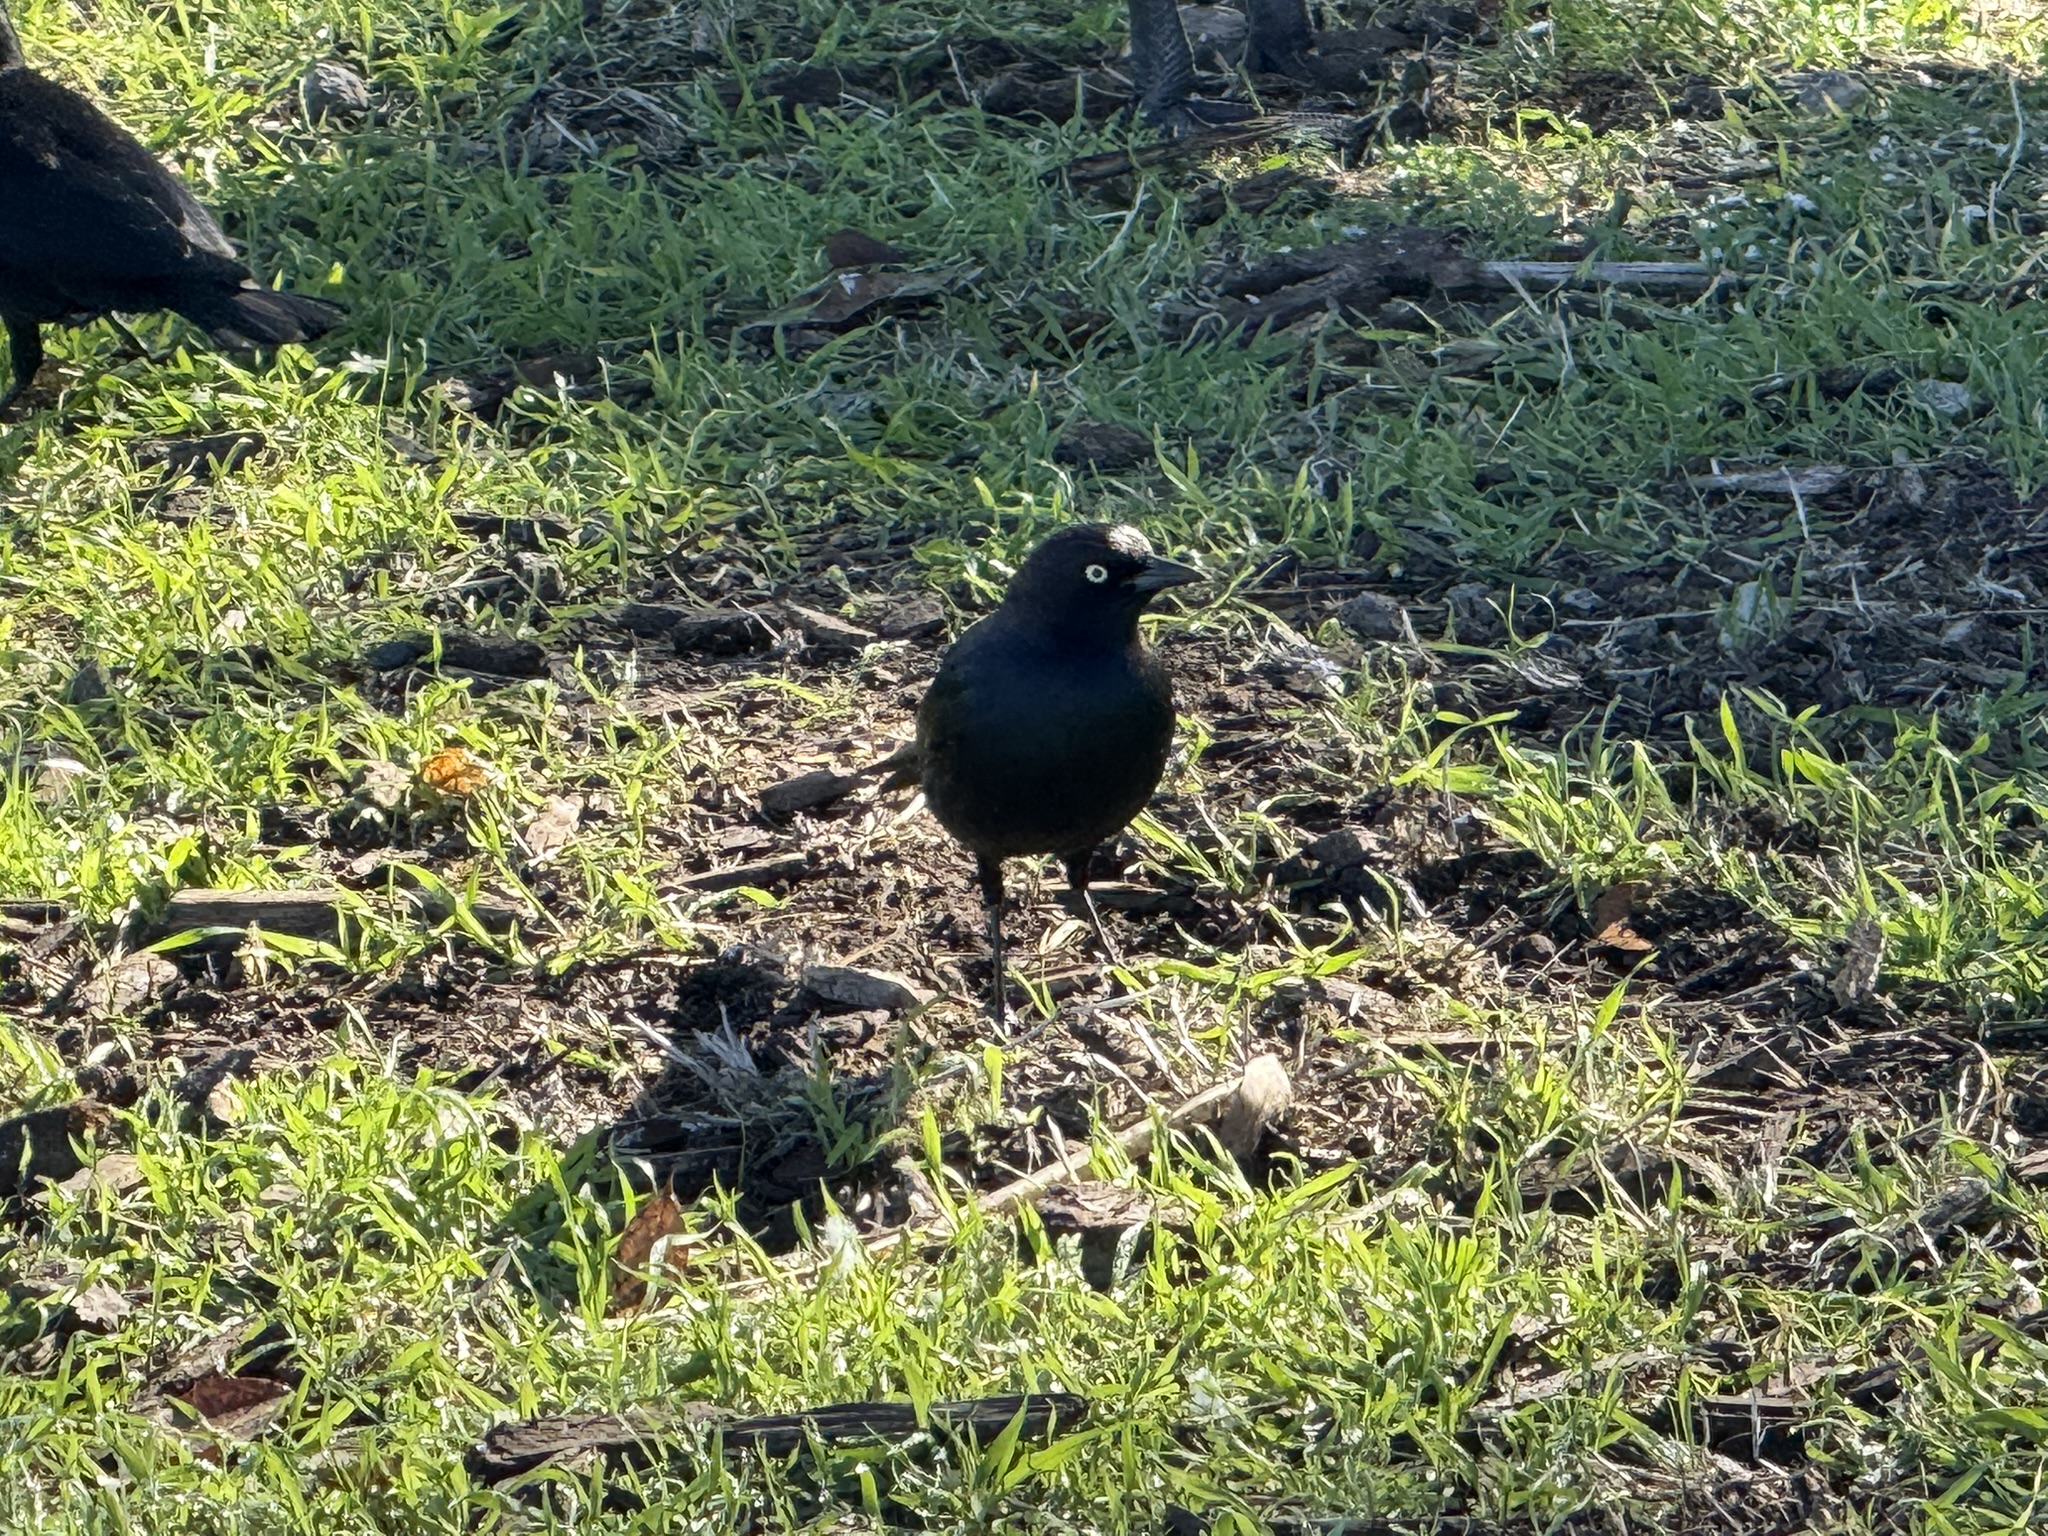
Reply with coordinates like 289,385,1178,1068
0,69,245,322
916,615,1177,860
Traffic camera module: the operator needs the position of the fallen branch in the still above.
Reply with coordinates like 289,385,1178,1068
973,1054,1293,1221
141,886,522,945
729,1055,1295,1297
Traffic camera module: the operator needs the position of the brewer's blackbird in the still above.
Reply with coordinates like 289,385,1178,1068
0,1,344,413
895,522,1201,1024
1126,0,1314,132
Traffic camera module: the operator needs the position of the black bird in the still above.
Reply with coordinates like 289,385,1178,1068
0,0,343,413
895,523,1202,1025
1127,0,1315,131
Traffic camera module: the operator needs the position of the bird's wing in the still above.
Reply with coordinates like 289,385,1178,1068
0,72,244,294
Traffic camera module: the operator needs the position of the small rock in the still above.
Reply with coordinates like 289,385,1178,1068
1204,1055,1291,1158
0,1101,112,1203
1302,829,1372,870
62,660,109,707
354,759,413,812
1445,581,1501,641
1910,379,1974,419
80,954,181,1018
1790,70,1868,115
67,1281,132,1332
780,603,873,658
875,593,946,641
800,964,932,1013
521,795,584,863
30,748,90,806
301,59,370,122
1335,590,1404,641
1053,421,1153,472
759,769,859,818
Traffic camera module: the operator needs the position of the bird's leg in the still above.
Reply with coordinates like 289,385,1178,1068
977,854,1009,1029
1245,0,1315,75
1126,0,1254,132
1063,846,1125,970
0,320,43,417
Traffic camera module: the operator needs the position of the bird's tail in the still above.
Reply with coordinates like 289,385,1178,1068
188,285,346,349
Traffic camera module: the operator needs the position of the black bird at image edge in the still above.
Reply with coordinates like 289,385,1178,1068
885,522,1203,1026
0,0,343,412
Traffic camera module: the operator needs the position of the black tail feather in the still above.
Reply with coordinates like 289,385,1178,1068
188,285,345,349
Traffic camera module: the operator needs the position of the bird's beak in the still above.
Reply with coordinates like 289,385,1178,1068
1131,555,1204,595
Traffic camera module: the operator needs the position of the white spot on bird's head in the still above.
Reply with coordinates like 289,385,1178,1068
1105,524,1152,559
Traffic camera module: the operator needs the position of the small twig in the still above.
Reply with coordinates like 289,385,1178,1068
1478,260,1724,296
728,1057,1292,1295
622,1010,695,1070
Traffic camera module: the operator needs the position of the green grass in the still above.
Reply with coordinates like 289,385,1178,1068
5,0,2048,1530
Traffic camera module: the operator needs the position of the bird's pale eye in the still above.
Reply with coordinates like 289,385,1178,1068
1084,564,1109,584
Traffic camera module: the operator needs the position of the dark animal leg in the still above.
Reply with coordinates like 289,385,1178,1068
1063,846,1125,970
1126,0,1255,132
1245,0,1315,74
977,854,1009,1029
1128,0,1317,133
1,319,43,416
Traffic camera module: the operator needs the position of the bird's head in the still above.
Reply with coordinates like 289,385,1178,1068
999,522,1202,643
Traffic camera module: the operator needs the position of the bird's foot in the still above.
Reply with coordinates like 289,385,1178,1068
1143,95,1261,138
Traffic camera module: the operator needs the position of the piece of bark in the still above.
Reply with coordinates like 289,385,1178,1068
874,593,946,641
779,603,873,657
672,609,778,657
0,1100,113,1203
674,854,815,894
799,964,932,1013
612,603,691,638
365,630,547,677
144,886,519,944
759,769,859,818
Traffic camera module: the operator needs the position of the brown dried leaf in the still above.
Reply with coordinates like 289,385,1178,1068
522,794,584,863
609,1193,683,1315
177,1374,293,1439
1590,881,1653,952
418,746,490,798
